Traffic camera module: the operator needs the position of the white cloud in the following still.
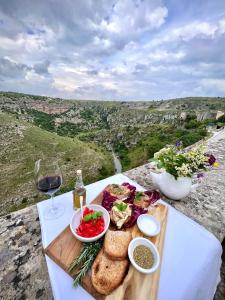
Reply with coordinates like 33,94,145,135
101,2,168,34
218,18,225,34
25,70,44,81
0,0,225,100
201,78,225,93
145,19,223,51
145,6,168,29
95,0,168,51
173,21,217,41
148,50,185,62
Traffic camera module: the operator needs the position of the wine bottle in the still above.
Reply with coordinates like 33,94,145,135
73,170,86,209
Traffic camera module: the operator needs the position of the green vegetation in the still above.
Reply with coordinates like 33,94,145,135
1,91,224,214
28,109,55,131
115,124,208,170
80,108,95,121
56,122,84,137
0,112,114,215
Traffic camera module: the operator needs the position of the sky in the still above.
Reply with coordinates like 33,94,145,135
0,0,225,101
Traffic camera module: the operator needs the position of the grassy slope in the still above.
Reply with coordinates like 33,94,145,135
0,112,114,214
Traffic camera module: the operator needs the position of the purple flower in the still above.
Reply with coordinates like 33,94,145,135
197,173,204,179
205,154,216,166
175,141,182,147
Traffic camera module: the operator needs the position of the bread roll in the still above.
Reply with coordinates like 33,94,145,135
91,249,129,295
104,230,132,260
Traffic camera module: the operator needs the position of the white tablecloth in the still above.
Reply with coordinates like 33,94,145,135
37,174,222,300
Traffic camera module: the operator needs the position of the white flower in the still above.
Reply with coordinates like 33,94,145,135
154,147,173,160
185,145,207,171
153,143,209,178
175,163,192,177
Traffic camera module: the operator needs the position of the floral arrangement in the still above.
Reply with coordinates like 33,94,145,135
153,143,218,179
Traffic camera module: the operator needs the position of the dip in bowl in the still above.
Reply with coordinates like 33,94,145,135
137,215,160,237
128,237,160,274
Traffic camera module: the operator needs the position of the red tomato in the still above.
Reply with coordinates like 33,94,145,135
76,209,105,238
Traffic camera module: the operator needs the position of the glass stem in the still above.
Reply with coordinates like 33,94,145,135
51,194,56,211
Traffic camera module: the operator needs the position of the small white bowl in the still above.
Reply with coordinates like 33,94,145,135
137,214,160,237
128,237,160,274
70,204,110,243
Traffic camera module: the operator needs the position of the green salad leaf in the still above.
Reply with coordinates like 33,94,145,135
115,202,128,211
135,191,145,201
83,211,103,222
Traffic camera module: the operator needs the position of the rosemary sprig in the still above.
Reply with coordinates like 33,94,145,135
68,244,88,272
68,239,103,286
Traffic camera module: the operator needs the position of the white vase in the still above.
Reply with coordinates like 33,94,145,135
151,171,195,200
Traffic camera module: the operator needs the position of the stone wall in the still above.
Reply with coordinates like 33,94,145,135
0,206,52,300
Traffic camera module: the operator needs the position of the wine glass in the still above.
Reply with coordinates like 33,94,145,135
35,159,64,220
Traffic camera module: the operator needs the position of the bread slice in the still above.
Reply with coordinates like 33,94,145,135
133,191,151,208
91,249,129,295
104,230,132,260
105,184,131,200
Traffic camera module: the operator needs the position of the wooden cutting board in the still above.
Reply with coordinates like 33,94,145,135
44,186,168,300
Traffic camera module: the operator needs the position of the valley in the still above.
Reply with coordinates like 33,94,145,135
1,91,225,215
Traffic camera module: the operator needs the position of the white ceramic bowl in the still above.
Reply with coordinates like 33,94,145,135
137,215,160,237
70,204,110,242
128,237,160,274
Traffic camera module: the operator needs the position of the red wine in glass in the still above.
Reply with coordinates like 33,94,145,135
37,176,62,194
35,159,64,220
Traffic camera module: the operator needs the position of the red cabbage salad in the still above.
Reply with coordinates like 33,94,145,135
102,182,160,228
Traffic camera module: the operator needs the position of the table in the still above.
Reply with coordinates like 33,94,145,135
37,174,222,300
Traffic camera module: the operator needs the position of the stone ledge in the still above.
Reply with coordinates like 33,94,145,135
0,205,52,300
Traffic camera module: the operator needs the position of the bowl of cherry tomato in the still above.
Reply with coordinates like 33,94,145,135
70,204,110,242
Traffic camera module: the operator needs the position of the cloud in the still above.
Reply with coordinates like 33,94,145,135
0,0,224,100
97,0,168,48
34,60,50,75
201,78,225,93
172,21,217,41
0,57,30,79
